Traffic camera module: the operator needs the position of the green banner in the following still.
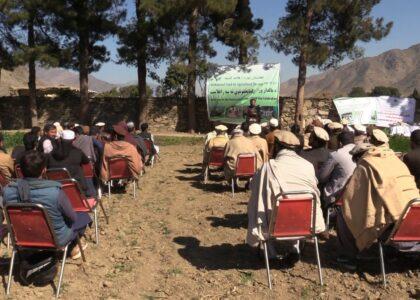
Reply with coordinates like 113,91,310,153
206,63,280,124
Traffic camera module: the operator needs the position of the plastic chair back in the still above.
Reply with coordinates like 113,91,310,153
108,156,131,180
209,147,225,167
82,162,95,179
269,192,315,239
5,203,57,248
14,164,24,179
143,139,153,154
45,168,72,181
390,199,420,242
235,153,256,177
60,180,90,212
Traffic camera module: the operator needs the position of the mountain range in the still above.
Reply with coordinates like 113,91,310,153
280,43,420,97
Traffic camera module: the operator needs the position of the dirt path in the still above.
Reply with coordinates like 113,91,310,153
1,144,419,299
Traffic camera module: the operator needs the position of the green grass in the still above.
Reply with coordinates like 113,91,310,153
389,135,410,153
1,131,25,150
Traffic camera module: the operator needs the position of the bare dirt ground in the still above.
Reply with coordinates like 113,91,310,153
1,142,420,299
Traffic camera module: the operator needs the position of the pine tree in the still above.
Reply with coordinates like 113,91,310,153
0,1,16,86
268,0,392,130
213,0,262,64
348,87,367,97
117,0,177,125
48,0,125,123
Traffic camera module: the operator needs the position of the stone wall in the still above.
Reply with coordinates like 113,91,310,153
0,95,338,132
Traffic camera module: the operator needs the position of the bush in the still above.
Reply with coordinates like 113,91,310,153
154,135,203,146
1,131,25,150
389,135,410,153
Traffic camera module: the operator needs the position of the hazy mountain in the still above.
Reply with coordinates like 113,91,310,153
280,43,420,98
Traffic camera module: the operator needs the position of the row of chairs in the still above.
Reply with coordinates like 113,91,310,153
264,191,420,289
204,147,257,197
1,156,139,298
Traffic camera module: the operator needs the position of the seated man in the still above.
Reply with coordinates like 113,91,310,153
403,130,420,188
353,124,367,145
202,125,229,174
247,130,325,264
299,126,330,179
12,127,41,162
139,122,160,157
326,122,343,151
0,133,15,180
370,128,389,148
73,126,97,162
248,123,269,162
101,124,143,182
319,131,356,206
37,124,59,154
336,143,420,265
3,151,90,259
224,128,262,183
265,118,281,158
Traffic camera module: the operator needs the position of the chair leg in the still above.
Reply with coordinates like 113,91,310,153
231,178,235,197
7,232,10,250
94,208,99,245
314,236,323,285
133,181,136,199
262,241,272,289
6,249,16,295
56,245,69,299
379,242,387,287
98,199,109,224
107,181,111,198
97,186,102,199
76,235,86,262
326,208,331,230
203,167,209,184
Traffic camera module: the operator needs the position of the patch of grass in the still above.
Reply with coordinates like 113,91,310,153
1,131,25,149
155,135,203,146
300,286,312,300
168,267,182,276
114,262,133,273
389,135,410,153
239,271,254,285
187,196,196,201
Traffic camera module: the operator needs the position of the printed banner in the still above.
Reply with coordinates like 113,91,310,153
333,96,416,127
206,63,280,124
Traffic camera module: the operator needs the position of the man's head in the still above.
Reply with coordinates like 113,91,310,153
250,99,256,107
43,124,57,139
20,151,46,178
353,124,367,136
74,126,84,136
127,121,135,133
371,129,389,146
338,131,355,147
309,127,329,149
62,130,75,142
112,124,127,141
410,129,420,150
231,128,244,137
273,130,301,156
89,126,100,137
23,132,38,151
140,123,149,132
249,123,262,136
215,124,228,135
30,126,41,137
241,122,249,134
269,118,279,130
349,143,374,163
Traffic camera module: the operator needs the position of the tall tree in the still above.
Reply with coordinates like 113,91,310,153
7,0,61,126
268,0,392,129
117,0,176,125
48,0,125,123
214,0,262,64
0,0,16,85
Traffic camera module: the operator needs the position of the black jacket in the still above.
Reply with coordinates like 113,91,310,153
403,148,420,188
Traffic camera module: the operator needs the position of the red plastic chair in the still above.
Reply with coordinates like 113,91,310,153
14,164,24,179
60,179,108,244
231,153,256,197
81,162,95,178
4,203,85,298
378,198,420,286
203,146,225,184
107,156,137,199
260,191,323,288
143,139,156,167
45,168,72,181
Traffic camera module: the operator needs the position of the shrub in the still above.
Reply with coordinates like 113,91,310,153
1,131,25,150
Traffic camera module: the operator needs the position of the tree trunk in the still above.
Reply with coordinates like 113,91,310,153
238,42,248,65
187,7,198,133
79,30,90,124
294,1,313,131
136,0,148,126
28,17,39,127
238,0,248,65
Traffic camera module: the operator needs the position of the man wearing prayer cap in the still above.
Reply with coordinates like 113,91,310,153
248,123,269,162
265,118,281,158
353,124,367,145
300,126,330,179
224,128,262,184
327,122,343,151
371,129,389,147
247,130,326,265
202,124,229,178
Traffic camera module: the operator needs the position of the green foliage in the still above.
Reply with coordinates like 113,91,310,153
348,87,367,97
389,135,410,153
1,131,25,150
267,0,393,70
154,135,203,146
370,86,400,97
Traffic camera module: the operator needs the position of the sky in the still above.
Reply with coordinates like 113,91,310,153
92,0,420,85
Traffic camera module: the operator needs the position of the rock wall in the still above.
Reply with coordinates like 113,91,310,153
0,95,338,132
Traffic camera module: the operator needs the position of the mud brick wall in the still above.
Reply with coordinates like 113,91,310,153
0,95,339,132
